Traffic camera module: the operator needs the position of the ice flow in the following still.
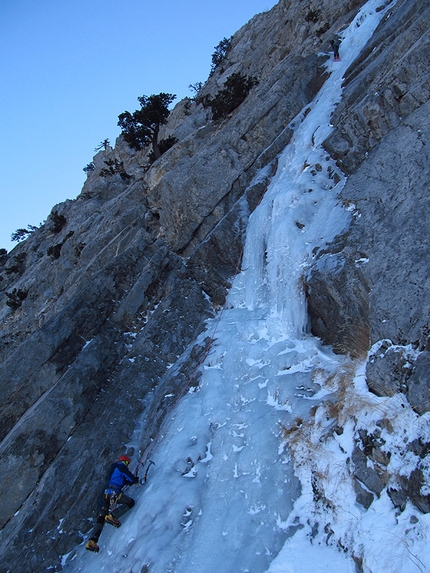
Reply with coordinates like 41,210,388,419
64,2,390,572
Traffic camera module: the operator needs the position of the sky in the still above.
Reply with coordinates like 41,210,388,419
64,2,430,571
0,0,278,251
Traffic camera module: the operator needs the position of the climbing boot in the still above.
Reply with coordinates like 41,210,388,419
85,539,99,553
105,513,121,527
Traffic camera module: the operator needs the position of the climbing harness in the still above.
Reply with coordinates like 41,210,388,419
104,489,122,512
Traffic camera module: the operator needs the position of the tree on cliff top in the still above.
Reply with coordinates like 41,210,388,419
118,93,177,161
210,36,232,73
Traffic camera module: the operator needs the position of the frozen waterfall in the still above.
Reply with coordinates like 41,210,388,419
64,2,418,573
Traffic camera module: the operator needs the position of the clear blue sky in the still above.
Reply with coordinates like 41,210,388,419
0,0,278,251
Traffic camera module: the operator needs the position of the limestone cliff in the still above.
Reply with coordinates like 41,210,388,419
0,0,429,571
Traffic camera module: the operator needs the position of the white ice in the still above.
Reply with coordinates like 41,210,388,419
64,1,430,572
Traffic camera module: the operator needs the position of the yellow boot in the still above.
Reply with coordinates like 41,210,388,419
85,539,99,553
105,513,121,528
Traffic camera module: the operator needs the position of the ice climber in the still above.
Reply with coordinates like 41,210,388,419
85,454,139,553
331,35,341,60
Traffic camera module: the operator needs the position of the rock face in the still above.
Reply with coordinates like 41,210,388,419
0,0,429,571
306,0,430,378
305,0,430,513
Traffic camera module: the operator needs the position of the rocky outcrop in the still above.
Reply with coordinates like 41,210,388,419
323,0,430,175
0,1,373,571
1,0,429,570
306,0,430,364
305,0,430,513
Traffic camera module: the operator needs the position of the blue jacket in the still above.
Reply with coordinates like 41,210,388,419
107,461,138,491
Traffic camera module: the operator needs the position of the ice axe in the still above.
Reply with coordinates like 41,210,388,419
141,459,155,484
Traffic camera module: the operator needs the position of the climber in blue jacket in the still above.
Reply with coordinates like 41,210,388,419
86,454,139,553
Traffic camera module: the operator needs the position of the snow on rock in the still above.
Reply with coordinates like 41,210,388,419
64,2,430,572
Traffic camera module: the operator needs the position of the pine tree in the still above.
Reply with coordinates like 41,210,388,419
118,93,176,160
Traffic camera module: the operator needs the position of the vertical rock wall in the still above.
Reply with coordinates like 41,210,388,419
0,1,371,570
3,0,429,569
305,0,430,514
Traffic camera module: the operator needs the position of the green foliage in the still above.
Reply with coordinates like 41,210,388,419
49,211,66,233
6,288,28,311
47,243,62,260
211,37,232,73
83,162,95,173
11,225,38,242
148,136,178,164
95,139,110,151
11,228,31,242
183,98,192,116
0,248,7,264
47,231,74,260
118,93,177,160
316,22,330,36
189,82,203,97
99,158,131,180
5,252,27,275
305,9,320,23
203,72,258,120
